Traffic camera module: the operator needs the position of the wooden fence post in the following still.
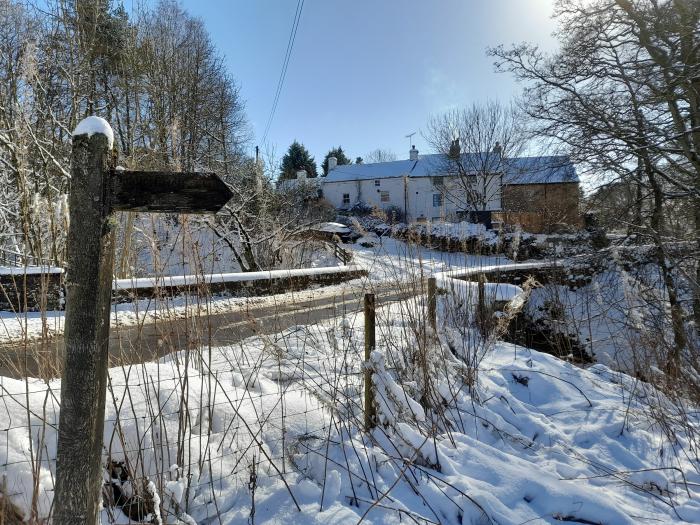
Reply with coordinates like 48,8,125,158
364,293,376,431
427,277,437,331
54,127,116,525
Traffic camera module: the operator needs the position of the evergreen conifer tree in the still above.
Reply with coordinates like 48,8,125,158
321,146,351,176
280,141,318,179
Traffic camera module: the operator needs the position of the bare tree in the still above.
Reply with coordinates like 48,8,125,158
364,148,397,164
424,100,527,212
0,0,250,270
490,0,698,378
207,147,334,272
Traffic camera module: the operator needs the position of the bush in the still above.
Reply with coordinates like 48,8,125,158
348,201,373,217
383,205,405,224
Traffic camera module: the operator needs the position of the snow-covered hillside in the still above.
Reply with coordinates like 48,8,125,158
1,299,698,524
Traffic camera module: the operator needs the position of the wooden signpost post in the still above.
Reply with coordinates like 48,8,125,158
53,117,233,525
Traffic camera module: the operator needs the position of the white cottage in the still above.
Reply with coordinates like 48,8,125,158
320,147,579,226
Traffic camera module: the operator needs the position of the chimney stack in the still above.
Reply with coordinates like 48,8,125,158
448,138,461,159
492,141,503,157
328,156,338,171
296,169,307,179
409,145,419,161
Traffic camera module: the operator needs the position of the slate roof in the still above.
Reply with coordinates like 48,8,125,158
323,153,578,185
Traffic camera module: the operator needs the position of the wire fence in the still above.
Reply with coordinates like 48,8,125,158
0,235,698,524
0,279,398,523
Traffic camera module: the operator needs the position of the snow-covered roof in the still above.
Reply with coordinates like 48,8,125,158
503,156,578,185
324,159,417,181
323,153,578,185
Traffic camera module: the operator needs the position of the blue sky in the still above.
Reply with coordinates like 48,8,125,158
179,0,559,165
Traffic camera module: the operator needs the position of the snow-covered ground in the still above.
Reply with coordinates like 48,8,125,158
4,235,697,523
1,300,698,523
350,236,510,281
522,261,683,372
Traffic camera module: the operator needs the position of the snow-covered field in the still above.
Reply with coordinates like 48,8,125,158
2,298,699,523
2,237,698,523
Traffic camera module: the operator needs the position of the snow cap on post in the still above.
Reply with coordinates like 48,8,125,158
73,116,114,150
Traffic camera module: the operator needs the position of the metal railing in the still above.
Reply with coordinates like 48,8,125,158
0,247,51,268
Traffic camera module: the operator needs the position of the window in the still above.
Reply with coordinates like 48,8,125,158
342,193,350,205
374,180,381,186
380,191,390,203
432,176,444,187
433,193,443,207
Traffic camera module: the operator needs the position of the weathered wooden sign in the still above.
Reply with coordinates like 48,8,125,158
111,169,233,213
53,116,232,525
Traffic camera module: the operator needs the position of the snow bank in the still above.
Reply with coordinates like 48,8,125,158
72,116,114,149
522,262,678,372
439,276,523,303
427,220,493,240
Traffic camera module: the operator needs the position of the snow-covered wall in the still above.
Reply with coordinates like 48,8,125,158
113,266,367,302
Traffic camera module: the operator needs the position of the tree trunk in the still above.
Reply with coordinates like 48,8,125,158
695,197,700,334
648,170,687,373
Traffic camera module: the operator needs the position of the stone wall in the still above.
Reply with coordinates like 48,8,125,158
0,270,64,312
113,268,368,303
0,267,368,311
470,262,601,291
501,182,581,232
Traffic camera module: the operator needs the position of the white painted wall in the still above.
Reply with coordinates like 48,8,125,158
322,174,501,222
322,177,407,213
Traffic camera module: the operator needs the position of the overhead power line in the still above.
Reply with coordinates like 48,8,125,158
261,0,304,145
